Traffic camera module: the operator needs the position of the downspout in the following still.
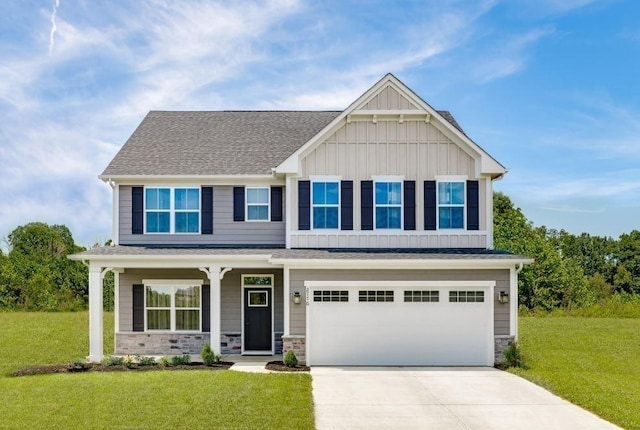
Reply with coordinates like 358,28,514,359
515,262,524,274
107,178,118,246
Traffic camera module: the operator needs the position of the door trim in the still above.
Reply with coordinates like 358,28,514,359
241,276,274,355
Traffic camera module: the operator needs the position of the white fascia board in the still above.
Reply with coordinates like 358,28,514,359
99,175,281,186
69,254,282,269
269,258,533,270
304,280,496,288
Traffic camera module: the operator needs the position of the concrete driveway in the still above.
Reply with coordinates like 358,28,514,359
311,367,619,430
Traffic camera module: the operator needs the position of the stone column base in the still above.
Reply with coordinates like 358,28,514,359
282,335,306,365
494,335,515,365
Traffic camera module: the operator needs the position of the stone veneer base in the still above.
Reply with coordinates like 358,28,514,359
494,335,515,365
282,335,306,365
116,332,284,356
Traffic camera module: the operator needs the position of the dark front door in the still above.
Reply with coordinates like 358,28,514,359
244,288,272,351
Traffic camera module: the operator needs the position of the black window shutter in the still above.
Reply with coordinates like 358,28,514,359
403,181,416,230
467,180,480,231
133,284,144,332
361,181,374,230
341,181,353,230
201,186,213,234
201,285,210,332
233,187,245,222
271,186,283,222
298,181,311,230
132,187,144,235
424,181,437,230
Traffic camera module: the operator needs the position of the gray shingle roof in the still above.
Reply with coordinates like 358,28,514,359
102,110,466,177
73,246,527,261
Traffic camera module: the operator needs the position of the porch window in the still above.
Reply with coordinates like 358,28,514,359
246,187,270,221
312,181,339,229
375,181,402,229
145,283,201,331
145,187,200,233
438,182,465,229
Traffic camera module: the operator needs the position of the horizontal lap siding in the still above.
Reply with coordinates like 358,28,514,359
118,268,284,335
119,186,285,245
289,269,510,336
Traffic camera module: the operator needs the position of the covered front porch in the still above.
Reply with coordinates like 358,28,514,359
74,247,291,362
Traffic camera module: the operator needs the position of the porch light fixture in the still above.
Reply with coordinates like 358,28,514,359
293,292,301,305
498,291,509,304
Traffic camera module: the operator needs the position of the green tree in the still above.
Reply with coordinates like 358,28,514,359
614,231,640,294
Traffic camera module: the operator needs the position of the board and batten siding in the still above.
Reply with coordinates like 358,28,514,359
358,85,421,110
288,269,510,336
118,268,283,334
119,185,285,246
291,118,489,248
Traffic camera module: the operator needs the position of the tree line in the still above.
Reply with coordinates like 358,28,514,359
0,197,639,312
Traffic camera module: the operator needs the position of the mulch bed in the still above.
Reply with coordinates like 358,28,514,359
265,361,310,372
10,362,234,377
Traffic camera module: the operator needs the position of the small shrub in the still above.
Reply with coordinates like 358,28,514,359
123,355,136,368
171,354,191,366
503,341,524,368
103,355,125,366
136,355,157,366
283,350,298,368
200,343,221,366
68,358,90,372
159,356,170,367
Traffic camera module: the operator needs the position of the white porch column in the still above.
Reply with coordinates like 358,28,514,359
283,266,290,335
211,266,222,355
88,263,103,362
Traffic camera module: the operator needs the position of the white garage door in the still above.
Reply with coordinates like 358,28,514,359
306,281,495,366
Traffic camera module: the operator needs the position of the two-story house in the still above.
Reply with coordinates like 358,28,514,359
71,74,531,366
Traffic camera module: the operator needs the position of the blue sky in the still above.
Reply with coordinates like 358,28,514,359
1,0,638,247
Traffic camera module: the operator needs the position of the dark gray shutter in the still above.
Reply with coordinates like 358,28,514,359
424,181,437,230
271,186,283,222
467,180,480,231
132,187,144,235
201,186,213,234
361,181,374,230
403,180,415,230
340,181,353,230
233,187,245,221
201,285,210,332
298,181,311,230
133,284,144,332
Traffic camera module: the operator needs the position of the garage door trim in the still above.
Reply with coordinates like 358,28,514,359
305,280,496,366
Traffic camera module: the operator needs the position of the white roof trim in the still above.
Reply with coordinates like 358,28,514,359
274,73,507,178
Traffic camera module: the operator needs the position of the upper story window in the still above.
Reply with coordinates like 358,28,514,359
375,181,402,229
438,182,464,229
246,187,270,221
145,282,201,331
312,181,339,229
145,187,200,234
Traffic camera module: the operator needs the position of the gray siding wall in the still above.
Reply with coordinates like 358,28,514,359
289,269,510,336
118,268,283,334
119,185,285,246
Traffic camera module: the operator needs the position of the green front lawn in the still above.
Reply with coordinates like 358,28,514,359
0,312,314,429
512,317,640,430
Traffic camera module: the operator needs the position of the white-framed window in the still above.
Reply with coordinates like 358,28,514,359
246,187,270,221
438,181,465,229
374,180,402,229
242,274,274,287
312,181,340,229
144,280,201,332
145,187,200,233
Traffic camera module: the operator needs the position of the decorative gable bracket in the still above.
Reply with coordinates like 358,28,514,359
346,110,430,124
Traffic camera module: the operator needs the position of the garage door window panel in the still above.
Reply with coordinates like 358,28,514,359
449,290,485,303
404,290,439,302
359,290,394,302
313,290,348,302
